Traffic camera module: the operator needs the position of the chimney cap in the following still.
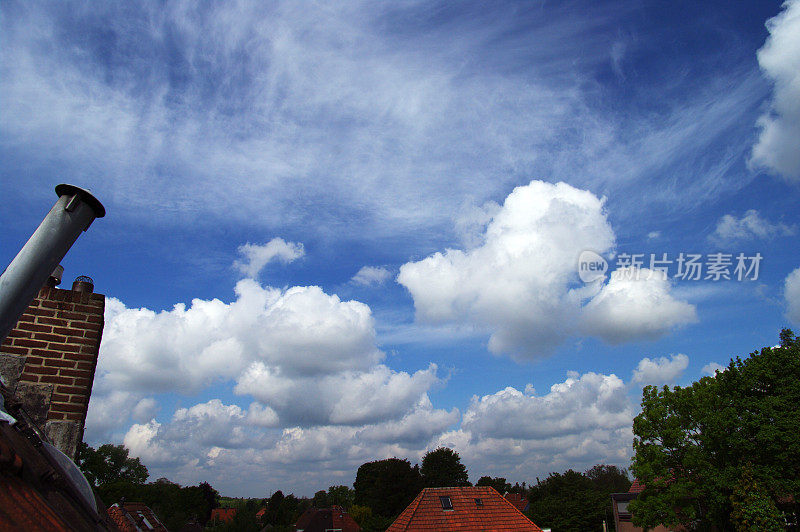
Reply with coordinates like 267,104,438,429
55,184,105,218
72,276,94,293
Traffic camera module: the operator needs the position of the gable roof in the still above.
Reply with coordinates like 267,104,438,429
108,502,168,531
387,487,543,532
503,493,529,512
295,506,361,532
628,479,645,493
210,507,238,523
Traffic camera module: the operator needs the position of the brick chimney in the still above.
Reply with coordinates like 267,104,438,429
0,277,104,459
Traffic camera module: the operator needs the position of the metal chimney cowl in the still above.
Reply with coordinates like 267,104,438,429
0,185,105,342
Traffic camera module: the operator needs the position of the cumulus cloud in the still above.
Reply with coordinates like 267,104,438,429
582,269,698,344
632,353,689,386
751,0,800,182
785,267,800,324
431,370,635,482
711,210,795,243
702,362,726,376
88,278,442,440
234,238,304,278
398,180,696,358
351,266,392,286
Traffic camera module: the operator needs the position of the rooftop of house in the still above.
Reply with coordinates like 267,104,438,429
295,505,361,532
387,486,543,532
503,492,529,512
108,502,167,532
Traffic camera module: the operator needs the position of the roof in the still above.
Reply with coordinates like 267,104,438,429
387,487,543,532
295,505,361,532
108,502,168,531
503,493,529,512
629,479,645,493
210,507,238,523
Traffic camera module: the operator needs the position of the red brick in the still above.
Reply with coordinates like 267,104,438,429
5,329,26,338
50,393,71,403
18,374,39,383
70,321,102,332
59,368,91,378
23,365,59,376
73,377,92,387
25,356,44,365
15,322,52,333
73,304,99,314
16,313,35,323
0,346,28,355
63,412,85,421
47,342,82,353
62,335,95,345
30,349,64,358
79,344,100,355
29,308,55,317
12,338,48,349
31,333,67,343
38,375,73,385
83,330,101,340
76,361,95,371
47,411,68,421
69,353,97,362
43,358,77,369
54,385,87,395
36,317,68,326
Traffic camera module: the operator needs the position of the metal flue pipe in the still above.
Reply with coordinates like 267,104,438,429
0,185,105,341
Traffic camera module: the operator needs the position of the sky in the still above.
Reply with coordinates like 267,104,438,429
2,0,799,498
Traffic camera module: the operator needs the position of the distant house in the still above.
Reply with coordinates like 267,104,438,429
108,502,168,531
256,506,267,521
504,492,530,513
611,480,675,532
295,505,361,532
210,507,238,524
387,486,543,531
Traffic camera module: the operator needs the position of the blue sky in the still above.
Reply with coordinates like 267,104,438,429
2,0,800,497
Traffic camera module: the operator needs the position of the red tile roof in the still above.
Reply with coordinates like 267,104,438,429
211,507,238,523
387,487,543,532
629,479,645,493
295,505,361,532
0,473,72,531
503,493,529,512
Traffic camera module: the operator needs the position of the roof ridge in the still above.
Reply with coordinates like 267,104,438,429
491,486,540,530
397,488,426,531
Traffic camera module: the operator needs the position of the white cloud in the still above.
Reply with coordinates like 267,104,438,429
711,210,795,243
234,238,304,278
351,266,391,286
785,267,800,324
88,278,447,439
581,269,698,344
701,362,725,376
752,0,800,182
647,231,661,240
431,370,635,482
632,353,689,386
0,2,769,241
398,180,696,358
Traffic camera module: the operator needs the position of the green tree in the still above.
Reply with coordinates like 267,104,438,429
526,469,608,531
354,458,423,517
476,476,512,493
76,442,148,487
630,329,800,529
420,447,470,488
730,463,784,531
313,490,330,508
327,485,355,508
